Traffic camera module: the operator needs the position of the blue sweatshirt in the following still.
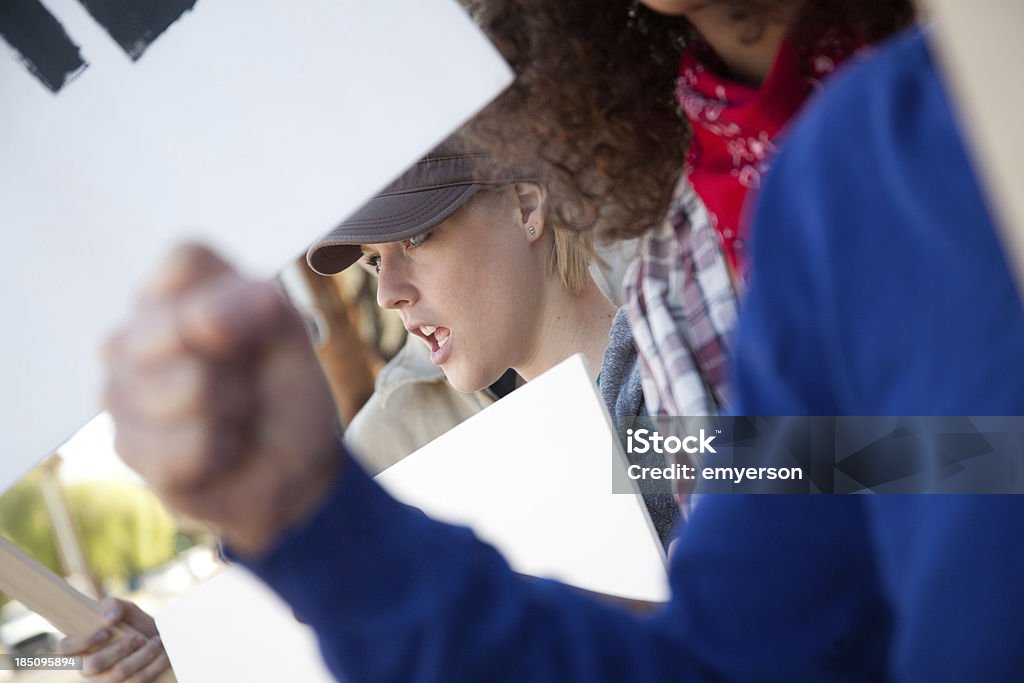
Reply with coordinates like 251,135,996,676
242,29,1024,681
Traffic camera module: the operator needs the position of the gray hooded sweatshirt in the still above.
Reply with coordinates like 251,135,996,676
599,308,680,550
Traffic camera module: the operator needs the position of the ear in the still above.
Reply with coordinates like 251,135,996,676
514,183,547,242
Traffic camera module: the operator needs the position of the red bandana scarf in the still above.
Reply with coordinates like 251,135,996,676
677,33,866,275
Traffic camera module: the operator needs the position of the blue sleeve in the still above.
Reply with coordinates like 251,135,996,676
239,454,887,682
733,28,1024,682
239,456,695,682
729,70,848,417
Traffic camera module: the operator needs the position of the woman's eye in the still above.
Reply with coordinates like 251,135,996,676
363,255,381,274
407,230,432,248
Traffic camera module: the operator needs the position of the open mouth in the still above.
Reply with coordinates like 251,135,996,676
414,324,451,353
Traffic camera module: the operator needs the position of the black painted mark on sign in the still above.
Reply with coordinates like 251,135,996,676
75,0,197,61
0,0,88,93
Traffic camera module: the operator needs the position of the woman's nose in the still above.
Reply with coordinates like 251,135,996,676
375,258,417,310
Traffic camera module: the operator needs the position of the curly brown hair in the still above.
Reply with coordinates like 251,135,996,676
460,0,915,242
461,0,692,243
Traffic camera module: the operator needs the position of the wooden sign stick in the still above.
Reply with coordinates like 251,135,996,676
920,0,1024,300
0,536,177,683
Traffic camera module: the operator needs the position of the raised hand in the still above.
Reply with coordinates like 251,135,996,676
103,244,343,557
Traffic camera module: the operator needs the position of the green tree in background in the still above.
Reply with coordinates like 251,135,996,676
67,480,178,581
0,465,178,605
0,470,62,573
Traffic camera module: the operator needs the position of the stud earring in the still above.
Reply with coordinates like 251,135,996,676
528,225,536,237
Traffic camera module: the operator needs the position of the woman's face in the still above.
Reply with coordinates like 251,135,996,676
361,187,546,393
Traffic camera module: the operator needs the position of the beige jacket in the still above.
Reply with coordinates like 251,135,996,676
343,335,496,475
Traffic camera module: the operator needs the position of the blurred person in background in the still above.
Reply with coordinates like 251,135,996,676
464,0,913,416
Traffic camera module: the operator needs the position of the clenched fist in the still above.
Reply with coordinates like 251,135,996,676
103,244,343,557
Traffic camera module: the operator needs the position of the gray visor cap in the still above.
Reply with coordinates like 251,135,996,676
307,150,541,275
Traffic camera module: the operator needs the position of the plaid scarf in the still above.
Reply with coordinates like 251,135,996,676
625,34,873,512
623,176,738,418
625,33,868,418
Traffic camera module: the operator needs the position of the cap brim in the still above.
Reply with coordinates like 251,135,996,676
307,184,480,275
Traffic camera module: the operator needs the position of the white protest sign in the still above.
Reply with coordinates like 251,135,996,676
156,567,334,683
0,0,512,493
376,355,670,603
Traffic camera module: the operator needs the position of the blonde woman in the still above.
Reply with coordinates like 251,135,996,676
313,138,676,543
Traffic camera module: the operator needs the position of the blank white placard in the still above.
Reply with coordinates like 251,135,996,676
156,566,334,683
0,0,512,493
376,354,670,603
